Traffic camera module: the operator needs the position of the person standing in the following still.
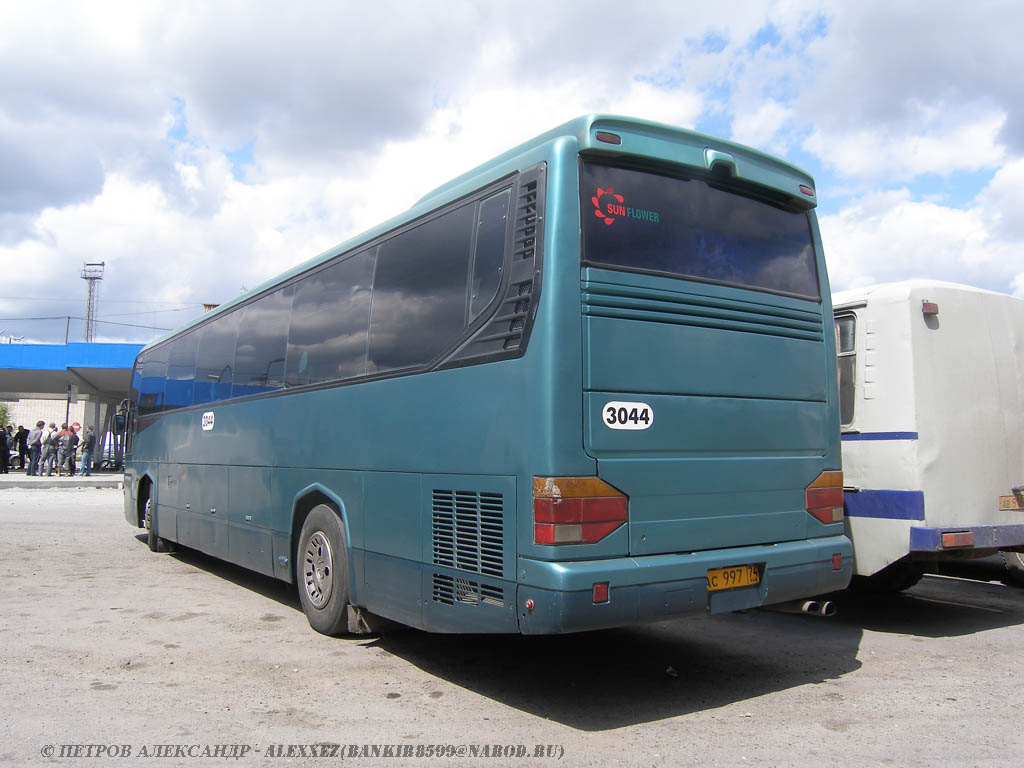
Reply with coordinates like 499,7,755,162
15,426,28,469
26,421,44,475
41,422,58,476
0,426,8,474
55,423,73,477
80,426,96,477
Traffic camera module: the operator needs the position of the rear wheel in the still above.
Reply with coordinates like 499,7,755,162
296,505,350,636
1001,551,1024,588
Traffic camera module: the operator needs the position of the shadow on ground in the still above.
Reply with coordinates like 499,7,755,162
136,535,1024,731
134,534,300,610
826,573,1024,639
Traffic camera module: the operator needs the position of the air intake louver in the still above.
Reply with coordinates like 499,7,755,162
431,489,506,609
432,490,504,577
442,163,546,367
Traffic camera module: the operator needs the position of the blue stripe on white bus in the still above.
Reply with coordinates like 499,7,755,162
844,489,925,520
841,432,919,441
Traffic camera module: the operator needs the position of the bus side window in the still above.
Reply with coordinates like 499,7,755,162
165,333,198,410
233,285,293,398
286,250,375,388
835,314,856,426
368,203,475,374
138,347,168,417
469,189,511,322
194,311,240,405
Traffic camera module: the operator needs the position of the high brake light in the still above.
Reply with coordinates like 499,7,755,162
533,476,627,545
806,471,844,524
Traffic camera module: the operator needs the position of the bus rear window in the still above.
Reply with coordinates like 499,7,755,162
581,161,820,299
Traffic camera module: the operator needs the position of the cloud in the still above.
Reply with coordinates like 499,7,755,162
820,161,1024,296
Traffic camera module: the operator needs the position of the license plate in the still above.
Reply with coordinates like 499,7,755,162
999,495,1023,511
706,564,761,592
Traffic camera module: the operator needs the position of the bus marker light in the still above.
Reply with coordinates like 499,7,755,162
525,599,535,612
593,583,609,603
922,301,939,316
832,553,843,570
941,531,974,548
799,184,815,197
595,131,621,145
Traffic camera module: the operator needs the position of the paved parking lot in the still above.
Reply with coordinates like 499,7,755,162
1,487,1021,767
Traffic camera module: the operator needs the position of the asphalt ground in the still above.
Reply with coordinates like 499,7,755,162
1,487,1021,767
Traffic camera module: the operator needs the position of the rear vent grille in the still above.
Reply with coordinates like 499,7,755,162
442,163,545,366
582,283,824,341
432,573,505,607
432,490,504,578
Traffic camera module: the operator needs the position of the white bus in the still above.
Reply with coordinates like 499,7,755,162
833,281,1024,590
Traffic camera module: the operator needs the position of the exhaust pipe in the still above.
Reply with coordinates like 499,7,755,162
764,599,837,617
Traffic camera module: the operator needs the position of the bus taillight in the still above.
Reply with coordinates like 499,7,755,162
533,476,628,545
806,471,844,524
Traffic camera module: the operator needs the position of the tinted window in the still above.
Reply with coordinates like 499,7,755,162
138,347,168,417
194,311,240,405
469,189,511,321
368,204,475,373
233,286,293,398
165,333,198,410
286,251,375,387
835,314,856,426
580,162,820,299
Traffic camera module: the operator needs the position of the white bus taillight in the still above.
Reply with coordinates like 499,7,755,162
533,476,628,545
806,471,844,524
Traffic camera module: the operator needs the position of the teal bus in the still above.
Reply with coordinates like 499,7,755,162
125,115,852,635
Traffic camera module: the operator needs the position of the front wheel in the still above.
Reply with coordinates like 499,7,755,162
296,505,350,636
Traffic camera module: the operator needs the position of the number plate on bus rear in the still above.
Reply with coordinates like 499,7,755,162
706,564,761,592
999,495,1023,511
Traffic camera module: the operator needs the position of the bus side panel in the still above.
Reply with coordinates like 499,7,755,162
228,466,276,577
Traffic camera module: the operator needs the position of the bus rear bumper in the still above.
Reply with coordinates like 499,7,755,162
516,535,852,634
909,523,1024,553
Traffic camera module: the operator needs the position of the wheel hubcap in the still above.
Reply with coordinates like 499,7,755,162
303,531,333,608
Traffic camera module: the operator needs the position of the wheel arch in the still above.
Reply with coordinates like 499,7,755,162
136,474,155,528
290,483,355,593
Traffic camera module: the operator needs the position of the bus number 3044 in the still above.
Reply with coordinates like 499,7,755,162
603,401,654,430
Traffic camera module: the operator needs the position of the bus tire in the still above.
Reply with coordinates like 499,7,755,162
296,505,350,636
144,496,160,552
144,494,175,553
1000,551,1024,588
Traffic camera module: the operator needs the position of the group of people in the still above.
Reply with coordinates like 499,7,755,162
1,422,98,477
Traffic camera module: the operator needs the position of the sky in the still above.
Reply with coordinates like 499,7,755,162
1,0,1022,345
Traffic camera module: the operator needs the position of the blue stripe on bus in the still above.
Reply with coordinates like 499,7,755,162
841,432,919,441
910,524,1024,552
844,489,925,520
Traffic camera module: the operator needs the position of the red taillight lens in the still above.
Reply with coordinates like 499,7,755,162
806,471,844,524
533,476,627,545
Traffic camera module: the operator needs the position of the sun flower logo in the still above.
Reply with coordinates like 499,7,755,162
592,187,624,226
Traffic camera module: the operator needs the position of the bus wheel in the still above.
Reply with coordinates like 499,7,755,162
144,495,175,553
144,497,160,552
1001,551,1024,588
297,505,350,636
